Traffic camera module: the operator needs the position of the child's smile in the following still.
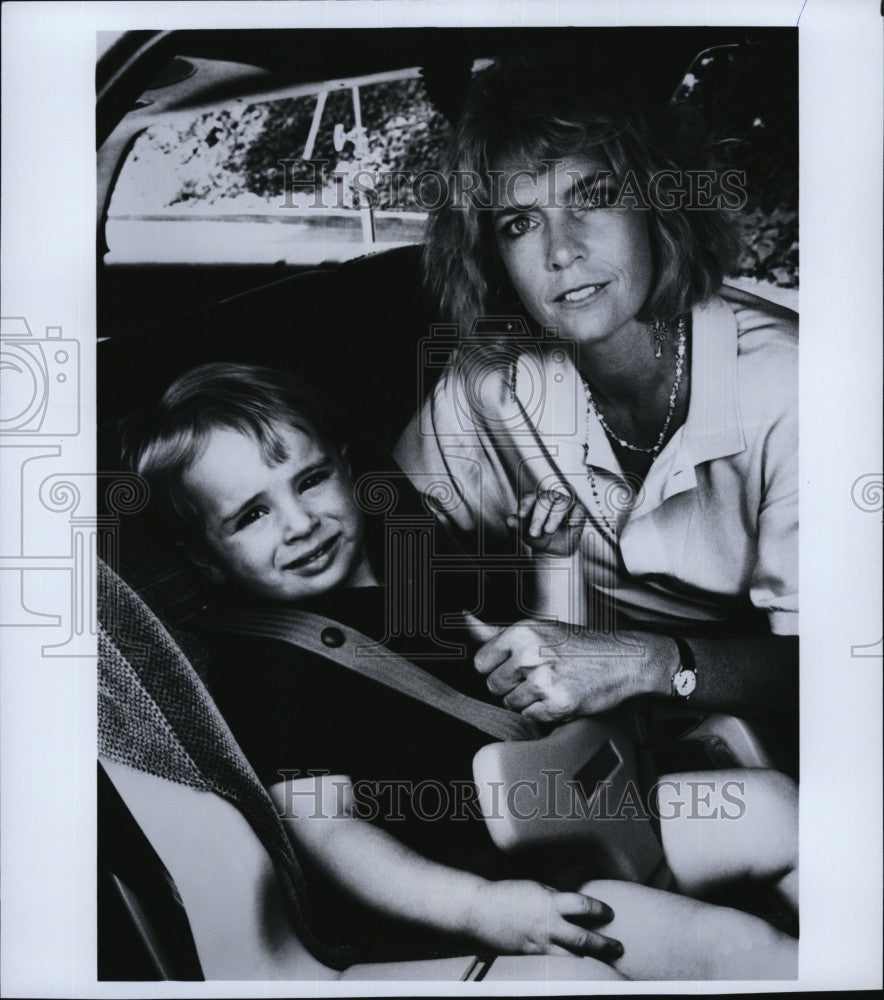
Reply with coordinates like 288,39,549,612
181,423,375,602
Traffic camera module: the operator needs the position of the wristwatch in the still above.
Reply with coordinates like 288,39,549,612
670,635,697,700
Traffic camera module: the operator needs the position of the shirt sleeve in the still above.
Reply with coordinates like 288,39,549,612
750,407,799,636
394,364,514,544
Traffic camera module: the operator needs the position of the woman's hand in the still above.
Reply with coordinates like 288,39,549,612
467,879,622,960
507,488,587,557
464,615,679,722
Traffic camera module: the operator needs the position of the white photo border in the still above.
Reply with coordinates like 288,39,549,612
1,0,881,995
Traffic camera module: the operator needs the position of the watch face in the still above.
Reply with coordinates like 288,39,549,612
674,669,697,697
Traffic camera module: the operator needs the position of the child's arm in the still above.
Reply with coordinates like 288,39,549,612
507,489,589,626
268,775,622,960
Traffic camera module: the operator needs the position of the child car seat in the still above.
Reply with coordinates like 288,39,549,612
97,556,625,982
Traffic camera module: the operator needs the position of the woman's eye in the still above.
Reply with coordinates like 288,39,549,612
235,507,267,531
299,468,331,493
501,215,539,239
573,187,605,211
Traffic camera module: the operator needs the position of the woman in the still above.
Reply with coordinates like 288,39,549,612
395,55,798,747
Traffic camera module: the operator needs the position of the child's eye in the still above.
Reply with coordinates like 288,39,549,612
299,468,332,493
235,507,267,531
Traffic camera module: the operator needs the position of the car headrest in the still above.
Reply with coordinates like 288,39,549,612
98,244,437,448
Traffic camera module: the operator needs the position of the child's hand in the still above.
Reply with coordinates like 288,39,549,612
507,488,587,556
468,879,622,960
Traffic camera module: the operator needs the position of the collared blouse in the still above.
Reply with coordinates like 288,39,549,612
395,285,798,636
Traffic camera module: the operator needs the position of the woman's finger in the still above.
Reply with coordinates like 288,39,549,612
534,485,575,535
501,679,543,712
543,502,570,535
473,640,511,674
485,659,529,697
487,650,548,695
522,699,559,724
461,611,505,645
528,497,550,538
517,493,536,518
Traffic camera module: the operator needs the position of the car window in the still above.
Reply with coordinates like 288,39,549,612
105,68,452,265
104,45,796,312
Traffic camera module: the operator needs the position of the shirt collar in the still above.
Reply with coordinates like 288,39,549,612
556,292,746,516
681,291,746,466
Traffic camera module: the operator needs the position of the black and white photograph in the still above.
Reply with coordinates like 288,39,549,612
0,1,881,995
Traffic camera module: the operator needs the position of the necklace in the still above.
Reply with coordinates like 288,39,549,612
580,391,621,538
583,315,687,456
582,455,621,537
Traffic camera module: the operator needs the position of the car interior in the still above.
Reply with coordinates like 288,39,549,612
96,27,798,981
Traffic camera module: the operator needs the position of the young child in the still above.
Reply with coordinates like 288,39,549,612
127,362,797,979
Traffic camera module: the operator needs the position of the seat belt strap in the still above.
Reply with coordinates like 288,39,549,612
200,606,540,743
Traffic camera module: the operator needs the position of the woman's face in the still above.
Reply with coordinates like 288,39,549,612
492,155,654,347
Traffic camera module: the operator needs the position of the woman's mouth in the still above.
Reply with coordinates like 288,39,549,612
283,534,341,574
554,281,609,305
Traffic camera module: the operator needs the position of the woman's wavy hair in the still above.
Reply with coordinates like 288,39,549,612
424,52,742,332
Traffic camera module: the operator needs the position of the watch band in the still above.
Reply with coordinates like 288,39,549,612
670,635,697,699
672,634,696,672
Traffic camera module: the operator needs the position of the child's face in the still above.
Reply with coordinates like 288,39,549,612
181,422,373,602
